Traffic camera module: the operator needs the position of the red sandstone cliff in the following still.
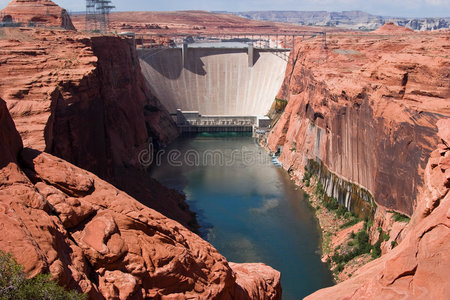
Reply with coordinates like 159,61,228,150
306,119,450,299
0,27,193,228
267,28,450,216
265,24,450,298
0,98,282,299
1,0,75,30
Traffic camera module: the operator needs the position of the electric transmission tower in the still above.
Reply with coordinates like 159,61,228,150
85,0,115,33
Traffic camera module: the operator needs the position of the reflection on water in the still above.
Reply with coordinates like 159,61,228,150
150,133,334,299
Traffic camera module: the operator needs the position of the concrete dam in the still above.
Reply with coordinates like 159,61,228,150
138,45,290,117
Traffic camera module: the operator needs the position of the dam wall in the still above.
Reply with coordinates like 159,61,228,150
138,46,289,116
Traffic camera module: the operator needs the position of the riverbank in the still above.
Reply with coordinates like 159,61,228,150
294,174,372,282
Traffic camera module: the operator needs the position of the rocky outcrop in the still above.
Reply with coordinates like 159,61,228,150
0,28,191,228
373,22,414,33
305,119,450,299
1,0,75,30
0,100,282,299
266,28,450,216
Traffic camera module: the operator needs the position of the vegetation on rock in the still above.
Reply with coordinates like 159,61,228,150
0,251,86,300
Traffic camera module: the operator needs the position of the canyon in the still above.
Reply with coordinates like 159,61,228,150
0,0,449,298
0,97,282,299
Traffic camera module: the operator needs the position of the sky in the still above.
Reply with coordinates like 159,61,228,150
0,0,449,18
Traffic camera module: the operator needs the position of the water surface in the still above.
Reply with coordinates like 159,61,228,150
151,133,334,299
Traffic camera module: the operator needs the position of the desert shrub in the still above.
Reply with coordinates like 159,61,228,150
392,212,410,223
336,205,347,217
303,171,311,182
371,241,382,259
323,197,339,211
331,226,372,265
0,251,86,300
343,211,353,220
315,182,325,198
334,263,345,274
340,217,359,229
355,229,371,254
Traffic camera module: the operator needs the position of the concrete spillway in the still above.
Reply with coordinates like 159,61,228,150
138,46,290,116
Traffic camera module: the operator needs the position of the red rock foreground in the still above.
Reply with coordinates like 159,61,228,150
0,0,75,30
306,119,450,299
0,98,281,299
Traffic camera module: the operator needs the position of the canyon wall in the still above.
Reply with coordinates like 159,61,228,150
266,26,450,216
0,97,282,299
0,27,195,228
306,119,450,299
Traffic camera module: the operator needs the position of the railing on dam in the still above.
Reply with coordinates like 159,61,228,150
134,31,326,50
175,110,270,133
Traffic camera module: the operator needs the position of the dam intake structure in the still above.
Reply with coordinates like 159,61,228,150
137,32,325,129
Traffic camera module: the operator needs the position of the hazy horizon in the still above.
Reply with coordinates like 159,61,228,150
0,0,449,18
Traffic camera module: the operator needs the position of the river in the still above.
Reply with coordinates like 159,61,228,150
150,133,334,299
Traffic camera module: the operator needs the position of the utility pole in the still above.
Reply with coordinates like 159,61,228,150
85,0,115,33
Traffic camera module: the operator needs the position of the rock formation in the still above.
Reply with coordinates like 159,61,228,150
0,97,282,299
305,119,450,299
1,0,75,30
267,26,449,216
373,22,414,33
0,27,193,228
263,22,450,298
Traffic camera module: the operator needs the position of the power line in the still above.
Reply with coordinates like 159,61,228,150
85,0,115,33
